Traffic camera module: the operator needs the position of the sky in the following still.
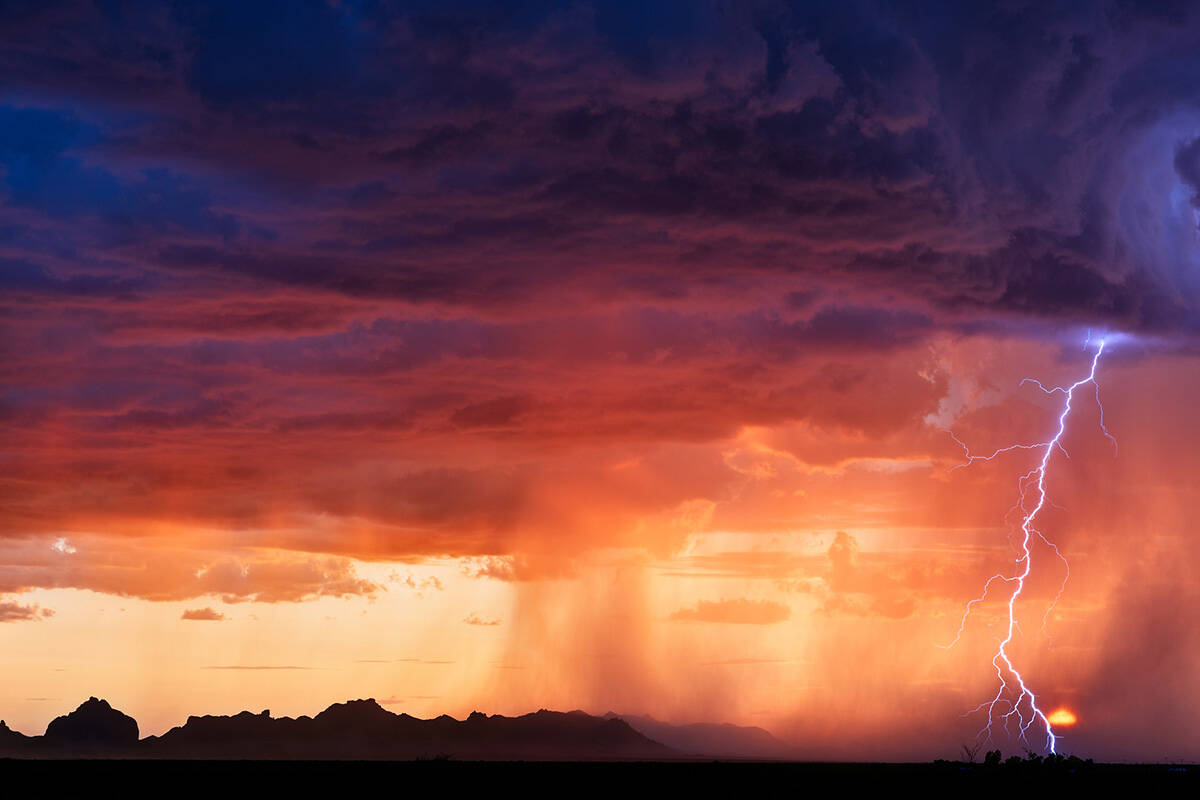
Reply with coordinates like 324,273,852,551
3,0,1200,762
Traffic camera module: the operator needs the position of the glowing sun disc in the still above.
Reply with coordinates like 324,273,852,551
1047,708,1078,726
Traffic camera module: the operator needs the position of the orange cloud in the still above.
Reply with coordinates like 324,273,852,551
0,597,53,623
180,607,226,621
0,538,381,604
460,554,579,582
670,598,791,625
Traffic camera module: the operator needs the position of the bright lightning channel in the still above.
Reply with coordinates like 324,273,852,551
944,338,1114,756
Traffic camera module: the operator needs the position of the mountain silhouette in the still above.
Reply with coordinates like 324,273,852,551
147,701,673,759
1,697,692,760
42,697,139,752
604,712,796,760
0,718,32,756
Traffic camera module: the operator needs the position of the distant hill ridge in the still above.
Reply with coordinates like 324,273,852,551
604,712,794,759
0,697,794,760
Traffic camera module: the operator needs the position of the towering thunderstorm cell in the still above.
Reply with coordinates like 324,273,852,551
946,339,1113,755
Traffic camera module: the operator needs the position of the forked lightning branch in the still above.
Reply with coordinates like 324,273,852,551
944,338,1115,755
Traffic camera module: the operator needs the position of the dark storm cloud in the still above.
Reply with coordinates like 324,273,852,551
3,2,1200,564
0,105,239,245
3,1,1200,333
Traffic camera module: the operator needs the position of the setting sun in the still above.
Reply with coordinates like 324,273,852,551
1047,709,1078,727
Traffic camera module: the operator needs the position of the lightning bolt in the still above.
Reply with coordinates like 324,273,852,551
943,337,1114,755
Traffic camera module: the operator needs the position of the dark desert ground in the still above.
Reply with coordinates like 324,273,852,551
2,697,1196,797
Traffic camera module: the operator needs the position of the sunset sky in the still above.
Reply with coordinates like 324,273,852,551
3,1,1200,762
